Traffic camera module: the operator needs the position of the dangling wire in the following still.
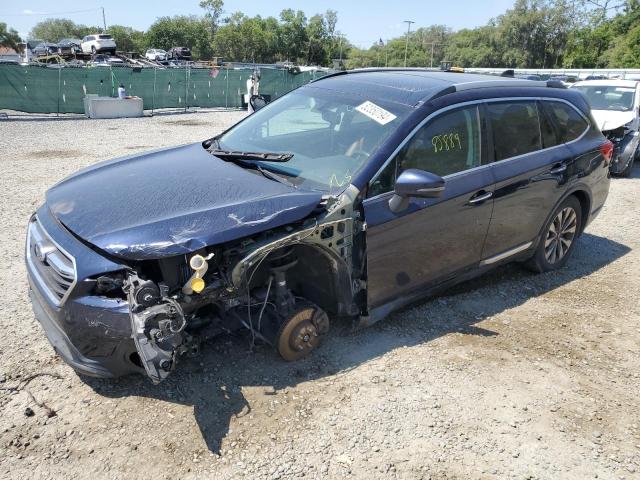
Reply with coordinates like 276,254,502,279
257,276,273,332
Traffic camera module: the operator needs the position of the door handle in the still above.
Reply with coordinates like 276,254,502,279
549,163,567,174
468,190,493,205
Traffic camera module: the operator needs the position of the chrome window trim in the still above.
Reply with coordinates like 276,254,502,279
26,216,78,307
365,96,590,203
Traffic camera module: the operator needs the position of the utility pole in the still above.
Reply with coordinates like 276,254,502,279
403,20,415,67
425,42,447,68
101,7,107,31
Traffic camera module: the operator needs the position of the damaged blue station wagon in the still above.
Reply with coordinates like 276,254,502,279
26,69,612,383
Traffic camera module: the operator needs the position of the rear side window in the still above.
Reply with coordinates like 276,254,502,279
486,101,541,161
99,35,112,39
542,101,588,143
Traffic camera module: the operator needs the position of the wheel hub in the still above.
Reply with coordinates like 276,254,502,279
544,206,577,264
276,305,328,361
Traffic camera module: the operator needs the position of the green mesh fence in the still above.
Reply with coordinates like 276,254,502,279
0,64,326,114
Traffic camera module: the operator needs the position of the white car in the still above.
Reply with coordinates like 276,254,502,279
81,34,116,55
145,49,167,61
572,79,640,177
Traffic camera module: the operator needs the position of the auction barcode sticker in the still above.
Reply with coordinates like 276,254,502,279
355,101,397,125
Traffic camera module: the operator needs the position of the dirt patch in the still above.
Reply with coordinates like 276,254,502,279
162,119,209,126
25,149,83,159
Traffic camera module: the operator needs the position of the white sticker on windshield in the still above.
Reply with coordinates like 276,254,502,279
615,87,635,92
355,101,397,125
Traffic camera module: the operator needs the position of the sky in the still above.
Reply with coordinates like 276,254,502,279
1,0,516,46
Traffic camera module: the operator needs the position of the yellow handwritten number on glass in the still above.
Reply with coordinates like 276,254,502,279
431,132,462,153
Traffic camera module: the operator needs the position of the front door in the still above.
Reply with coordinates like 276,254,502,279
364,104,494,309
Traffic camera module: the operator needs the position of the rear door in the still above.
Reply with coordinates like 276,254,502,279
482,99,581,261
364,104,494,308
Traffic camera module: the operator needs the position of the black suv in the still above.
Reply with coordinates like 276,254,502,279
26,70,611,383
168,46,192,60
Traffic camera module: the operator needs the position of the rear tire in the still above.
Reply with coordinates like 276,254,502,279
526,196,582,273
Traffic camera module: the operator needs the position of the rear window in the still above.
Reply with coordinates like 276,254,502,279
542,101,588,143
487,101,541,161
99,35,112,39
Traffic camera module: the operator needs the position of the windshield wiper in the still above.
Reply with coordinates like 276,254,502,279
208,149,294,162
256,165,297,188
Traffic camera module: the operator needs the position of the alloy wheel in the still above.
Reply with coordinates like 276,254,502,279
544,207,577,264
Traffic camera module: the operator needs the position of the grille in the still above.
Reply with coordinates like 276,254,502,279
26,217,76,306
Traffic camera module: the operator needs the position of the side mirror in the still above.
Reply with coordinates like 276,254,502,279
249,94,268,112
389,169,445,213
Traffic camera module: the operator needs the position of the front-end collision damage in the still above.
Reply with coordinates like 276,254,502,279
124,274,191,383
121,184,367,382
602,124,639,174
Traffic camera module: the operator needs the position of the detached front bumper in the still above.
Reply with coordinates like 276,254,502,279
26,207,142,378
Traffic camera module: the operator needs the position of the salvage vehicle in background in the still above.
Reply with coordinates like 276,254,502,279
57,39,83,55
26,69,611,383
168,46,192,60
145,49,168,62
33,42,59,56
572,80,639,177
81,34,116,55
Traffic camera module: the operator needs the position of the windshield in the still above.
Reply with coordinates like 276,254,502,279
574,85,636,111
217,88,411,192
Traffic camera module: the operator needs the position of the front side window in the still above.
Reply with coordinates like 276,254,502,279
218,89,411,192
368,105,482,197
396,106,482,177
542,101,589,143
487,101,541,161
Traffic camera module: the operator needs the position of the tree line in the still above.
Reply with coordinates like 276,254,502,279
349,0,640,69
1,0,639,69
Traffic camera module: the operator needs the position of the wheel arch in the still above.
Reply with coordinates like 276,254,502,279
285,243,356,317
532,185,593,252
569,188,591,234
244,243,357,317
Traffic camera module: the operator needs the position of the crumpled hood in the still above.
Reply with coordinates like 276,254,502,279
46,142,323,260
592,110,635,132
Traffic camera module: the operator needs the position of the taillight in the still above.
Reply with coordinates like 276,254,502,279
600,140,614,166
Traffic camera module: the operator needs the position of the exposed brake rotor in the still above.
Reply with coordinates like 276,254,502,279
276,306,329,361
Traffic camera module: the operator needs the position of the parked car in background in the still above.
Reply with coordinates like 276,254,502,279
33,42,59,56
168,46,191,60
549,75,578,86
145,49,167,61
572,79,640,176
90,55,124,67
26,69,611,383
81,34,116,55
57,39,82,55
515,74,541,81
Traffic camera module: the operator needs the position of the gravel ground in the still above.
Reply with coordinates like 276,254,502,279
1,110,639,480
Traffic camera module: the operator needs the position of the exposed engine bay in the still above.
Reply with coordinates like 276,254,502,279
105,186,366,383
